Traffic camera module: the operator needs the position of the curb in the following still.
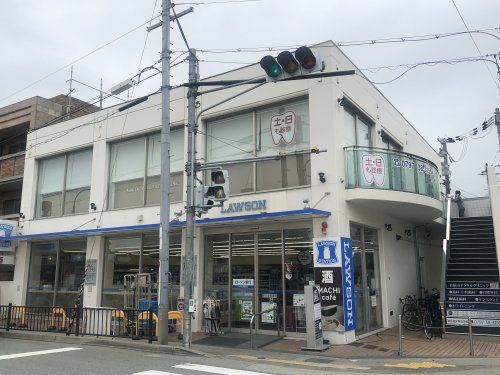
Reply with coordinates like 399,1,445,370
0,330,207,357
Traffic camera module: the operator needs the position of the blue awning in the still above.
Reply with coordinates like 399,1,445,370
10,208,330,240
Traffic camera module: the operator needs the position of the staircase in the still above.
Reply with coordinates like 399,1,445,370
445,216,500,335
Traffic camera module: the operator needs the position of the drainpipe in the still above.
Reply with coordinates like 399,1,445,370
414,226,423,300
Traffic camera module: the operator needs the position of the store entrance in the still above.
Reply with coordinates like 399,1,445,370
204,227,314,335
230,232,283,332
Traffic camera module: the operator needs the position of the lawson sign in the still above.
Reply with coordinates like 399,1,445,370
313,237,356,332
0,220,16,252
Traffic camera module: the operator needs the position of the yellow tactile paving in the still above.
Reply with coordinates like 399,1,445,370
384,361,456,369
230,354,371,371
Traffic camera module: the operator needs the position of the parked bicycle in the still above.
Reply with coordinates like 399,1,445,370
399,288,442,340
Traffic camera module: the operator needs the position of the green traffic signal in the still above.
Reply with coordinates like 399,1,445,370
260,55,282,78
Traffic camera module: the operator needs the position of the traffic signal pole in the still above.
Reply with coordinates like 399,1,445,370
438,138,451,196
183,49,198,348
178,47,353,347
158,0,171,346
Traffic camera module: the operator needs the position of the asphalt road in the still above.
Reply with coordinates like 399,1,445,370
1,337,500,375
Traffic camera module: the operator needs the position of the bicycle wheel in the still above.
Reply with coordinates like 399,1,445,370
402,305,422,331
423,310,433,340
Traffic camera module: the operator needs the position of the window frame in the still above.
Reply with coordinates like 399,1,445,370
26,239,87,307
380,130,403,151
34,147,93,219
343,105,374,148
204,97,311,196
107,128,184,210
101,231,182,307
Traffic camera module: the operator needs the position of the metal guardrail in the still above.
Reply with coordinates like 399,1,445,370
0,303,160,343
249,307,280,349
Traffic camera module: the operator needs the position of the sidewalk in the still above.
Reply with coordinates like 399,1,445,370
261,327,500,358
1,326,499,359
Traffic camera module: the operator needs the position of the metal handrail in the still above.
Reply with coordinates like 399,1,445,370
249,307,280,349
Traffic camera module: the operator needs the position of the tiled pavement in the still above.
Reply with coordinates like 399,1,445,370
262,327,500,358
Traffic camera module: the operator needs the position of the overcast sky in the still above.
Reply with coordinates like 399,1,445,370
1,0,499,197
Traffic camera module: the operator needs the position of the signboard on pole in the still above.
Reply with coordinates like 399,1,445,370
313,236,356,332
302,284,329,351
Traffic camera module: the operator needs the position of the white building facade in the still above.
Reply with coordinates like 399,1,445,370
0,42,445,344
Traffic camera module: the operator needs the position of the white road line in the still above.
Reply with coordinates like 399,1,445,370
173,364,272,375
0,347,82,361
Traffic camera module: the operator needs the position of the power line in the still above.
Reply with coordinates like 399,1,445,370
0,14,161,105
175,0,261,4
450,0,500,91
169,27,500,54
66,1,163,335
356,54,498,85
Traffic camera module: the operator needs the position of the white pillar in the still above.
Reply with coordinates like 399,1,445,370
83,235,104,307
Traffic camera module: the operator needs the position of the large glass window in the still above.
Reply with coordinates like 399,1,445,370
36,149,92,218
101,232,181,308
109,129,184,209
27,240,87,307
343,108,372,148
205,99,311,195
204,234,230,328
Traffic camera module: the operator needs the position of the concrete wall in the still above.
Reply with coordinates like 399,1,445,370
450,197,492,218
487,166,500,275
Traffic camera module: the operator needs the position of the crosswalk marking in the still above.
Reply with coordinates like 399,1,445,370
0,347,82,361
131,371,181,375
173,364,272,375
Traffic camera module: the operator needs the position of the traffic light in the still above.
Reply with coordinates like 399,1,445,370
194,170,230,216
207,170,229,202
195,185,213,216
260,46,324,82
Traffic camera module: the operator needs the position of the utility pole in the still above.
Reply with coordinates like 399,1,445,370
66,65,74,119
157,0,171,346
438,138,451,196
183,49,198,348
495,107,500,150
100,78,103,109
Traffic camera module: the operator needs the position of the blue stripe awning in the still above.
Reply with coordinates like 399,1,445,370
10,208,330,240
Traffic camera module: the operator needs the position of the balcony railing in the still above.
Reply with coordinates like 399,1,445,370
344,146,441,200
0,152,25,181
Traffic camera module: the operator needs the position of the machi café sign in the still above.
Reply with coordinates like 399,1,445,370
220,200,267,214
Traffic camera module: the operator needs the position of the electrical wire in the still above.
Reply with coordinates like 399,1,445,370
442,117,495,144
170,27,500,55
0,14,162,105
357,54,499,85
65,1,162,321
175,0,261,4
169,1,193,56
450,0,500,91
